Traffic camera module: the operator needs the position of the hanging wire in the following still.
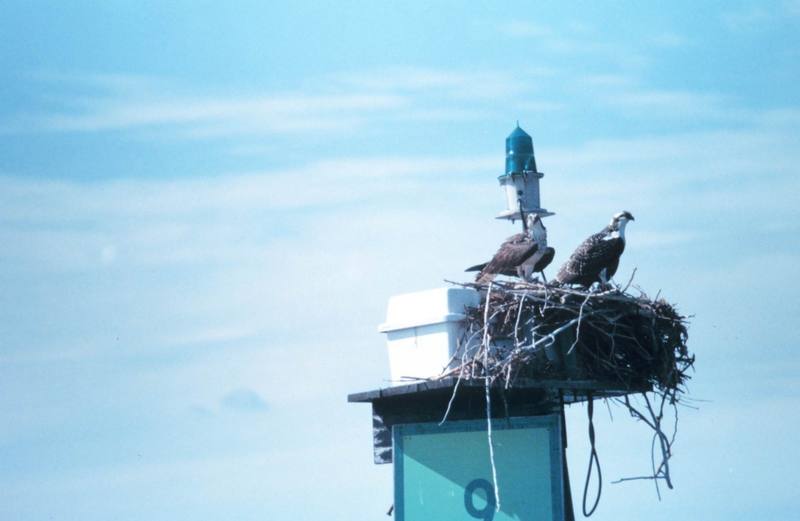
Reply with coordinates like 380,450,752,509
582,394,603,517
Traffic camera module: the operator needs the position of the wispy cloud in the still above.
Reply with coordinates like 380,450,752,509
333,66,528,101
26,71,169,95
0,154,495,225
3,120,798,364
580,73,634,87
572,73,741,122
3,121,797,280
600,88,730,118
500,20,552,38
38,93,406,134
786,0,800,16
497,20,648,67
721,6,772,30
8,68,534,138
166,326,261,348
220,389,268,413
515,100,565,112
649,32,691,48
6,57,784,146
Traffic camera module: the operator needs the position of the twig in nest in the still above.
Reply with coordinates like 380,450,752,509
611,391,677,493
567,290,593,355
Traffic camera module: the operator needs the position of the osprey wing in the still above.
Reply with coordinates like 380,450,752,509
464,261,488,273
533,246,555,273
465,232,526,273
475,235,539,282
501,231,528,246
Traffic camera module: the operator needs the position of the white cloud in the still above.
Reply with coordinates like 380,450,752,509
39,93,407,134
26,70,169,95
721,7,772,30
8,59,787,146
0,154,495,226
571,74,737,121
580,74,635,87
220,388,268,413
10,67,534,139
497,20,648,68
515,100,565,112
2,121,798,368
100,245,117,264
756,107,800,127
334,66,528,100
165,326,262,348
649,32,691,48
786,0,800,16
601,89,725,115
500,20,552,38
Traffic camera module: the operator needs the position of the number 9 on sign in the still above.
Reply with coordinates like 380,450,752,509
464,479,496,521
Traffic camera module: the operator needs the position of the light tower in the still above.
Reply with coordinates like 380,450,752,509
497,124,553,223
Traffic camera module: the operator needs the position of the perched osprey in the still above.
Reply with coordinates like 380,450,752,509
555,211,635,288
466,214,555,283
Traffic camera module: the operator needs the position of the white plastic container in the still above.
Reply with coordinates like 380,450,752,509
378,287,481,385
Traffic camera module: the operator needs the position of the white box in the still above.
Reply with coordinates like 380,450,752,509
379,287,481,385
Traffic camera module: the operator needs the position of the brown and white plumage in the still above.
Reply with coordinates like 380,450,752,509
466,214,554,283
555,211,634,287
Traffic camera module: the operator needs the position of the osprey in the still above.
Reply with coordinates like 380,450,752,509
466,214,555,283
555,211,635,288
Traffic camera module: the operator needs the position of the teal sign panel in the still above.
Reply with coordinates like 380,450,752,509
394,415,563,521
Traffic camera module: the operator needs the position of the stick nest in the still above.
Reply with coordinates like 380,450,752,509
444,279,694,396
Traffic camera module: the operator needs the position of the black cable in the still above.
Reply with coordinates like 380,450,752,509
582,394,602,517
560,392,576,521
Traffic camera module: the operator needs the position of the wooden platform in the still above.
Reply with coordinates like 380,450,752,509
348,377,649,464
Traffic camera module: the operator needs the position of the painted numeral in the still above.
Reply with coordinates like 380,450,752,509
464,478,496,521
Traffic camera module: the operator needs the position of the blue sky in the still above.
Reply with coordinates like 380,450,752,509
1,1,799,519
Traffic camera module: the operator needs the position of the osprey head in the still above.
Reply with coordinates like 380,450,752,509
610,211,635,229
528,213,547,243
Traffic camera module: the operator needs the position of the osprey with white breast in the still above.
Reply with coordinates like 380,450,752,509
466,214,555,283
555,211,635,288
